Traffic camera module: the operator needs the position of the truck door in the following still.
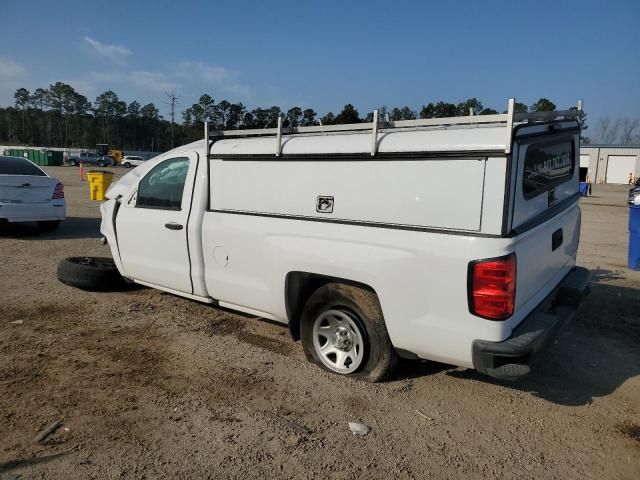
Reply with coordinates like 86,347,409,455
116,153,198,293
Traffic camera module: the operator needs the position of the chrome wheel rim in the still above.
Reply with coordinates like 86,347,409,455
312,309,365,374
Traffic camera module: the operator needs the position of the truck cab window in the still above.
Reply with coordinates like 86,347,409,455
136,157,189,210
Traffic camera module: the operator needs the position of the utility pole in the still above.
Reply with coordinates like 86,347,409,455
164,91,179,149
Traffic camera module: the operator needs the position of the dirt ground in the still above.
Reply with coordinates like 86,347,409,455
1,166,639,479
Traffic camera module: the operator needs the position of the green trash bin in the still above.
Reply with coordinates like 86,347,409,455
9,148,26,158
45,150,64,166
21,149,63,166
25,149,39,165
5,149,62,166
34,150,44,166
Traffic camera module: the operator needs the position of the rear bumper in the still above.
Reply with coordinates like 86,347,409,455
472,266,590,381
0,202,66,222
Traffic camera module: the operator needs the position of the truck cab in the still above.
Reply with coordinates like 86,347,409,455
66,152,96,166
100,98,589,382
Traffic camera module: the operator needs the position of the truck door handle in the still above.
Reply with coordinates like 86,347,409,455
164,222,183,230
552,228,563,251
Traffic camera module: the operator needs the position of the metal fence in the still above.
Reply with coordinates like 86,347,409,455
0,145,162,160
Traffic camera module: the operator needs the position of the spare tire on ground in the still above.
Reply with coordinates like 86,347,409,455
57,256,127,291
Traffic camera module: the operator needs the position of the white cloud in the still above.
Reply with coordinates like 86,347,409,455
64,71,120,99
84,36,132,65
0,57,27,80
65,70,179,102
130,71,177,93
0,57,30,105
58,49,251,109
176,61,251,98
176,61,232,82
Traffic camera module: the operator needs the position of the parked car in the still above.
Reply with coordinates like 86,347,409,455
0,155,65,231
94,99,589,382
66,152,114,167
629,185,640,205
122,156,146,168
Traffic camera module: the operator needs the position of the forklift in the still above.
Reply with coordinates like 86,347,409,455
96,144,124,165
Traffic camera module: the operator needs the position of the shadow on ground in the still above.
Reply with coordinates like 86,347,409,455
0,448,76,474
389,359,452,381
0,217,101,240
447,269,640,406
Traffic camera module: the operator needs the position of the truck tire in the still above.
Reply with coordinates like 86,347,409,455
300,283,398,382
57,256,126,291
68,160,78,166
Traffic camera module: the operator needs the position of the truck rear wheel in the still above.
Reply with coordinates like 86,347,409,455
300,283,398,382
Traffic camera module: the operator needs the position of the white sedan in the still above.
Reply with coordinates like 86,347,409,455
0,156,66,231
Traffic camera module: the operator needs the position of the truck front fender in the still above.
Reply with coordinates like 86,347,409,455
99,198,128,279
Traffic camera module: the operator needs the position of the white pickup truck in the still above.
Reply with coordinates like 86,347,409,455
98,98,589,382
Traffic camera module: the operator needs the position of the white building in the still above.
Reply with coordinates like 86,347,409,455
580,145,640,184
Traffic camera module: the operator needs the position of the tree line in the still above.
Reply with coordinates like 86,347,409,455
591,117,640,145
0,81,596,152
2,84,167,152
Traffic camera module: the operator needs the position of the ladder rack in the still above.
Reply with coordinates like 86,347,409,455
205,98,583,156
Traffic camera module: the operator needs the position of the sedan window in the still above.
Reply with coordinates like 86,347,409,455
0,156,47,176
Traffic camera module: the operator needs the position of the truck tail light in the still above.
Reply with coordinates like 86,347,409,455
52,183,64,199
468,253,516,320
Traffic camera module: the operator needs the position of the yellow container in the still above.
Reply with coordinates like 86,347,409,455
87,170,114,201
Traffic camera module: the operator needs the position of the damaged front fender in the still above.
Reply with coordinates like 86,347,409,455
100,198,128,279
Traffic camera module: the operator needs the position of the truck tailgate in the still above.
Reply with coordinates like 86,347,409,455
513,202,580,319
507,121,582,326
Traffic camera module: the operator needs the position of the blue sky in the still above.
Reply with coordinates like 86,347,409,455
0,0,638,123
